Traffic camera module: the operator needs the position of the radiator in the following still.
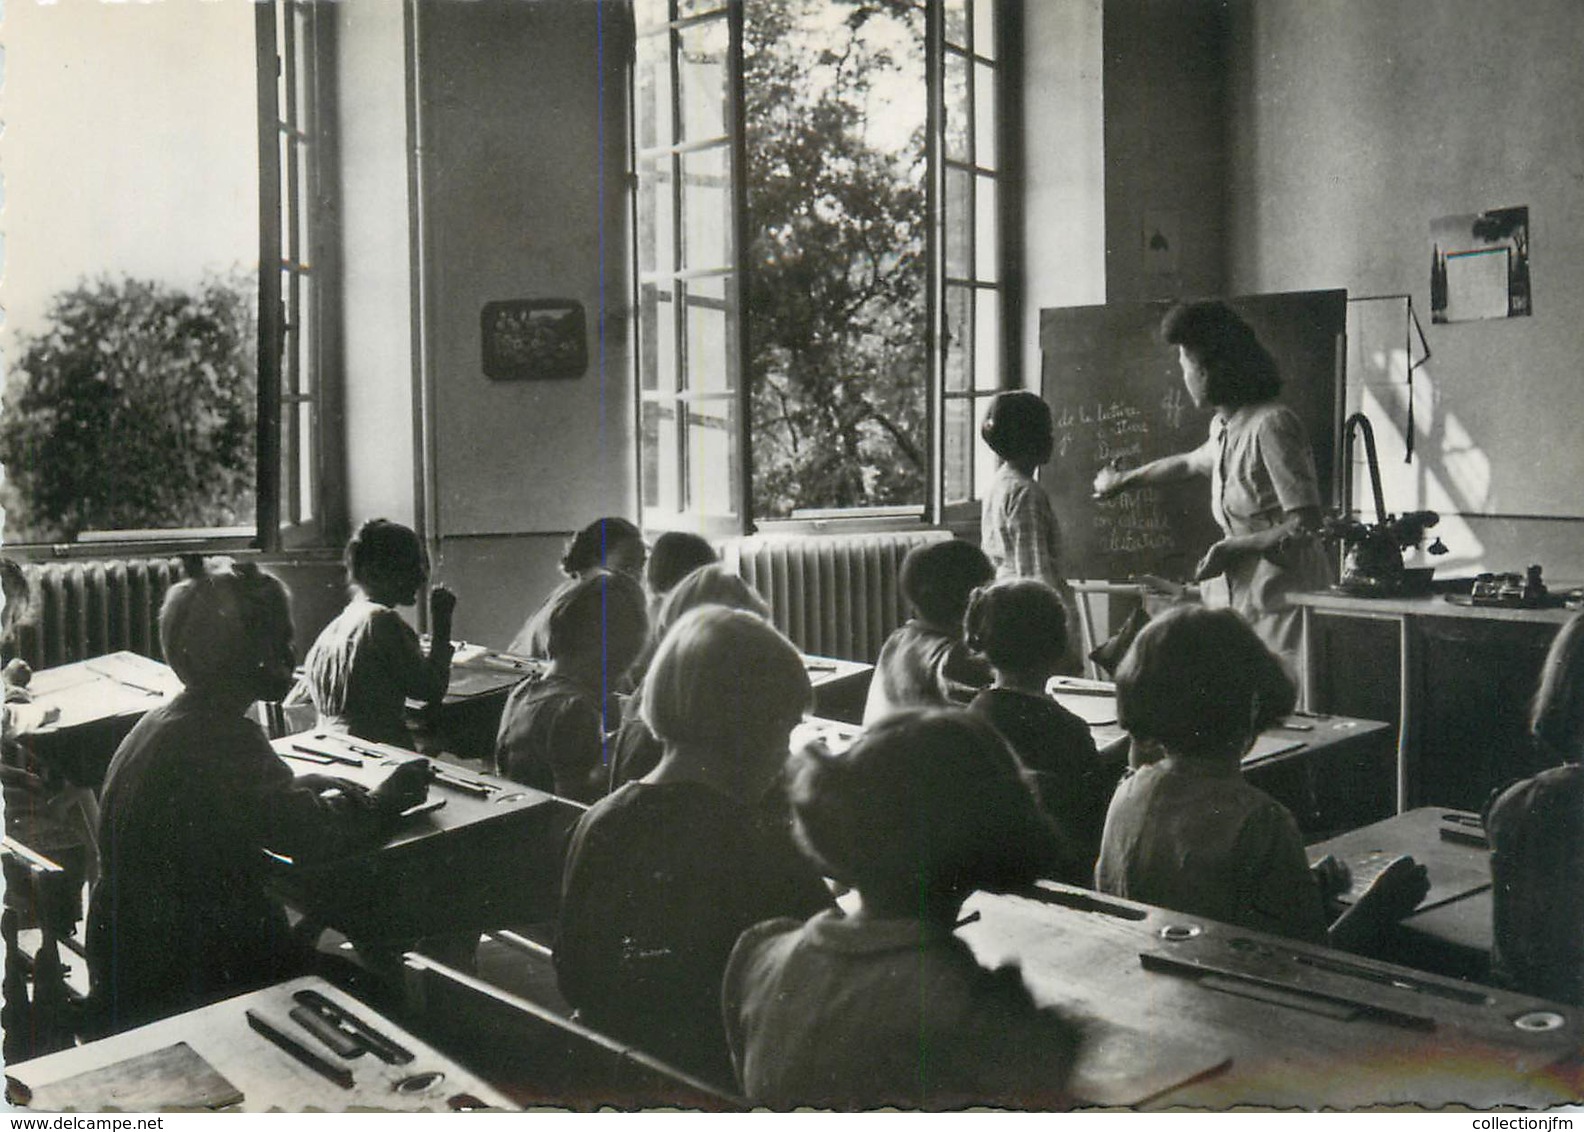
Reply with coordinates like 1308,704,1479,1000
719,530,953,663
12,558,186,670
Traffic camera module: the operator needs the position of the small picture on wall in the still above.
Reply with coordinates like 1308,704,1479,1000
481,298,588,380
1430,206,1530,324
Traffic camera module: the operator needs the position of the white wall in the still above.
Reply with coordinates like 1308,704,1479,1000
1223,0,1584,578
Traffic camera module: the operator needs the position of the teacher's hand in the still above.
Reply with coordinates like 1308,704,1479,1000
1193,540,1237,581
1092,465,1127,499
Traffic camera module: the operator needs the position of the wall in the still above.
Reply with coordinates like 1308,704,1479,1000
1020,0,1107,392
1222,0,1584,578
410,0,635,647
1102,0,1229,304
338,0,419,531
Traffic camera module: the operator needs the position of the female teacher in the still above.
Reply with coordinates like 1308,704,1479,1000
1092,301,1329,666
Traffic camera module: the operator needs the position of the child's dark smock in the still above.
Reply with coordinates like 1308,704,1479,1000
555,780,832,1088
862,620,991,726
304,598,449,749
86,691,387,1034
1484,764,1584,1004
724,909,1081,1109
493,672,615,802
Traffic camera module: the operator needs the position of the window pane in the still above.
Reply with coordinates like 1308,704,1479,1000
973,0,996,60
943,397,972,505
642,400,682,513
975,63,996,170
975,174,998,282
975,288,1000,391
297,398,315,523
637,154,675,276
943,51,970,163
638,283,677,393
943,0,968,49
687,398,738,517
944,284,972,392
635,30,675,151
634,0,670,36
678,18,729,143
682,145,733,270
679,0,726,19
945,165,971,280
973,392,1000,498
684,280,733,394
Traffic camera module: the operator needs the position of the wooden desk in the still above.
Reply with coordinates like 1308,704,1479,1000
1293,591,1575,812
1048,681,1395,841
16,652,182,788
958,882,1583,1109
3,975,516,1112
803,655,873,725
1309,807,1495,983
268,732,583,950
410,643,546,761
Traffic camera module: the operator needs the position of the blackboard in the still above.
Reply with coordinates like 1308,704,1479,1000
1040,290,1346,582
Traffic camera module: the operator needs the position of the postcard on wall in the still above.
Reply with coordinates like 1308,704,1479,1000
1430,206,1531,324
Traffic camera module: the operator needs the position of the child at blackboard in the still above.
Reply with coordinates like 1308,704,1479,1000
303,519,456,749
723,707,1081,1109
494,570,648,802
86,562,427,1034
861,539,994,726
978,391,1081,673
1095,605,1427,949
965,579,1126,883
1484,611,1584,1004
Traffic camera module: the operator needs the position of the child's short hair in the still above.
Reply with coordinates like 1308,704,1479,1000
963,579,1068,673
980,391,1053,464
1116,605,1295,761
562,517,645,578
653,564,769,637
543,571,649,674
641,605,810,750
789,707,1061,905
346,519,425,589
646,532,718,597
1530,611,1584,761
901,540,994,626
160,561,294,696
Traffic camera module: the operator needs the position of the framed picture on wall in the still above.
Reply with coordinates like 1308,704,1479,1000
1430,206,1531,324
480,299,588,381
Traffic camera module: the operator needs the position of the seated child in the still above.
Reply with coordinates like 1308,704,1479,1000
645,531,717,607
861,539,994,725
608,564,771,792
965,579,1127,883
555,606,832,1088
509,517,647,656
724,707,1081,1109
1484,611,1584,1004
303,518,457,749
494,570,648,802
86,562,427,1034
1095,605,1427,949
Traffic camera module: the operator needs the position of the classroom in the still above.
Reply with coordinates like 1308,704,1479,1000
2,0,1584,1115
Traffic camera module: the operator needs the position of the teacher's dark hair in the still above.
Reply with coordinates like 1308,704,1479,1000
1116,605,1295,761
1161,300,1281,409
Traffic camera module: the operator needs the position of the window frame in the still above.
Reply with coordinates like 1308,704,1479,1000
631,0,1021,538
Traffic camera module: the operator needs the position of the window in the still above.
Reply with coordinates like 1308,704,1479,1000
632,0,1017,534
0,1,338,552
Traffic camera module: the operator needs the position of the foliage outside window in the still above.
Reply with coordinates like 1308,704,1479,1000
0,0,334,552
633,0,1015,533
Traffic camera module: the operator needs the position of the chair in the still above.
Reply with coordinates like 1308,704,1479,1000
1,837,89,1062
399,952,745,1111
